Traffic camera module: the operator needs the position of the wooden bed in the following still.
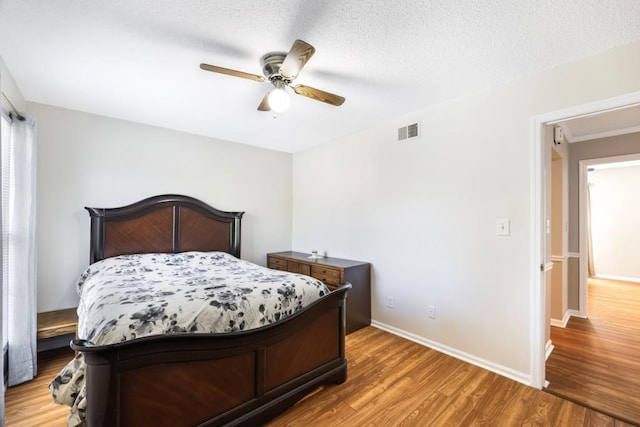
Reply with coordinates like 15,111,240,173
70,194,350,426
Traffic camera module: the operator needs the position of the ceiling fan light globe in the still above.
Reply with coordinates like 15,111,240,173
268,88,290,113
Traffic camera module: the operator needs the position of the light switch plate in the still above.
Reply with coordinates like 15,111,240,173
496,218,510,236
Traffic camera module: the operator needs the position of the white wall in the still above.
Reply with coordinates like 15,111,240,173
292,41,640,381
31,102,293,313
0,56,26,112
589,164,640,281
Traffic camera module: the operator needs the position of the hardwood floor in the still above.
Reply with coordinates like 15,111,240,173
270,327,632,427
5,348,73,426
6,327,632,426
546,278,640,426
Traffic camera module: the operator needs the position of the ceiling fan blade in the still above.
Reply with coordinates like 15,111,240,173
293,85,345,106
257,93,271,111
200,63,265,82
279,39,315,80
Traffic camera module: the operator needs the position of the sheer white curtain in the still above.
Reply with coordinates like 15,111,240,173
2,111,37,387
0,71,5,422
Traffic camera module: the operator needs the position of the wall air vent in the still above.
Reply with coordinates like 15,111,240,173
398,122,420,141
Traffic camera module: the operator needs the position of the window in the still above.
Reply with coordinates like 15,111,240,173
0,108,37,386
1,112,11,356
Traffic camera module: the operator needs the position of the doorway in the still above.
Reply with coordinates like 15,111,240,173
579,154,640,316
530,90,640,390
545,154,640,424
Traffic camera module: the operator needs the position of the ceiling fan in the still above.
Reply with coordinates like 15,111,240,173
200,39,345,113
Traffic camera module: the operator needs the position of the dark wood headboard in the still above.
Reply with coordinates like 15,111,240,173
85,194,244,264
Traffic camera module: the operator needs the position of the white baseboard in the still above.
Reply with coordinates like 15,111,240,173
549,319,564,327
594,274,640,284
567,309,585,319
550,310,572,328
550,309,584,328
545,340,555,360
370,321,530,386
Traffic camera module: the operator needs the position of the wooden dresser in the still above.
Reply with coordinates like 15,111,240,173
267,251,371,334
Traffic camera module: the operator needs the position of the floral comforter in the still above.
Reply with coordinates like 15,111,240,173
49,251,329,426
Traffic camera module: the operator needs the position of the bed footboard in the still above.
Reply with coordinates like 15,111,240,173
72,283,350,427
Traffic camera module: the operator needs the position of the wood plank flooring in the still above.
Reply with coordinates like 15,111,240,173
5,326,633,426
546,278,640,426
5,348,73,426
269,327,631,427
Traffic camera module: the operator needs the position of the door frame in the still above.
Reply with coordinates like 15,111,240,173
530,90,640,389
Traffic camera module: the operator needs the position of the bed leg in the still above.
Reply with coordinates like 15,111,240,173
330,362,348,385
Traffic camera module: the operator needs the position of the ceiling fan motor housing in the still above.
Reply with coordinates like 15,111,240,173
260,52,289,83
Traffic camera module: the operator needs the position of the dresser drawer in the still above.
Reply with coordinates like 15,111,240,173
311,265,341,286
287,261,299,271
268,257,288,270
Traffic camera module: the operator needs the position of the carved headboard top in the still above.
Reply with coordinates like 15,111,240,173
85,194,244,264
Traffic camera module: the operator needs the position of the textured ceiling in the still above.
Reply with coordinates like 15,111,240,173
1,1,639,152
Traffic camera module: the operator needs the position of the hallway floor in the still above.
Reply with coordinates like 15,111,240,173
546,277,640,425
